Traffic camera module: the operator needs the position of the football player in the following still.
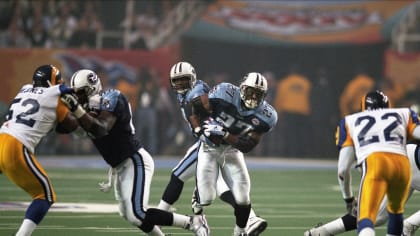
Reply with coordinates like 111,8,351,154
157,62,268,236
193,72,278,236
0,65,78,236
61,69,209,236
304,143,420,236
333,91,420,236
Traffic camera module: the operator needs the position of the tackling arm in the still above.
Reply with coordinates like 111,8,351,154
55,113,79,134
55,100,79,134
77,110,117,138
61,93,117,138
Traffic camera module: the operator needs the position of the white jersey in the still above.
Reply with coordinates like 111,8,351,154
336,108,420,164
407,144,420,191
0,84,67,153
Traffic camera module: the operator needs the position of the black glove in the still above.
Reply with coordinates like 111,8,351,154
61,93,79,112
344,197,357,216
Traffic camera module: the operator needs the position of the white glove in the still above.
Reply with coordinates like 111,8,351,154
88,94,102,111
203,119,226,137
98,168,113,193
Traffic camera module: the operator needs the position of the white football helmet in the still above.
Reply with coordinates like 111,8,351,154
70,69,102,98
169,61,197,94
240,72,267,109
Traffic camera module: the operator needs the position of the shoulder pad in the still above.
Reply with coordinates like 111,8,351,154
260,102,278,129
22,84,33,90
100,89,121,112
409,108,420,124
209,83,238,101
186,81,210,102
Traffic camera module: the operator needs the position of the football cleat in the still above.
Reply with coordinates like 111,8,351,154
403,221,419,236
233,226,248,236
188,215,210,236
246,216,267,236
303,223,333,236
191,189,204,215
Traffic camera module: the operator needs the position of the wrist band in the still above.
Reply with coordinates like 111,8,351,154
73,105,86,119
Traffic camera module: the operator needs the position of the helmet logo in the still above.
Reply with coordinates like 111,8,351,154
35,71,45,77
87,73,98,85
103,98,110,109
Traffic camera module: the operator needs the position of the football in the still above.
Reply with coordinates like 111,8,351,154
207,134,224,145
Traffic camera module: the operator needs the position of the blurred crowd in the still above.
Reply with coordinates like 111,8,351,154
1,1,420,158
0,0,178,49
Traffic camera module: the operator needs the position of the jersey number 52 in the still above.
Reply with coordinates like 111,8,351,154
6,98,40,128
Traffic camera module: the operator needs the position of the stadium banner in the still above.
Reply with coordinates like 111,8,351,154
384,49,420,93
196,0,412,44
0,45,180,103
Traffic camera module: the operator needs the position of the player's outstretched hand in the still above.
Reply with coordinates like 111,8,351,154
61,93,79,112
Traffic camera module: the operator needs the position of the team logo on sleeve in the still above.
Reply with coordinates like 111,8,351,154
103,99,110,109
252,118,260,126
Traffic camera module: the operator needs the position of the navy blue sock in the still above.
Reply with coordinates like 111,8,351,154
25,199,52,224
388,213,403,235
357,218,374,233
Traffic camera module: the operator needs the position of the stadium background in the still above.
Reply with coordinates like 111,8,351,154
0,0,419,159
1,1,420,236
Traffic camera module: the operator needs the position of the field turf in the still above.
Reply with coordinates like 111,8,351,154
1,164,419,235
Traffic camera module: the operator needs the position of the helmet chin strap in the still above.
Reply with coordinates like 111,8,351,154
46,80,53,87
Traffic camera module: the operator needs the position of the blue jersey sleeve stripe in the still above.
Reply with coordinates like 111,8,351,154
410,109,420,124
337,119,347,149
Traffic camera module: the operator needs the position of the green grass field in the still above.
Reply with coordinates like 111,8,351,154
1,166,419,236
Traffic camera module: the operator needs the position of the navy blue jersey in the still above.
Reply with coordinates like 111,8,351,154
176,80,210,129
208,83,277,136
92,89,141,167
